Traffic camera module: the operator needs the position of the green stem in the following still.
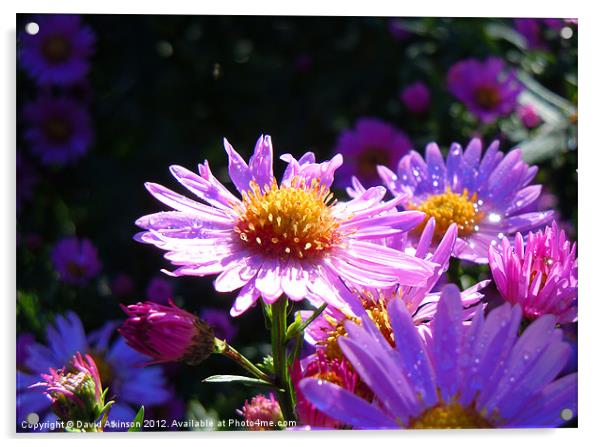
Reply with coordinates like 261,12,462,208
270,298,297,422
214,339,273,384
447,257,462,286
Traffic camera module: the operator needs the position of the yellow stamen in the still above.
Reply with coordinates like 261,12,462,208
234,178,340,260
408,401,492,429
409,187,483,239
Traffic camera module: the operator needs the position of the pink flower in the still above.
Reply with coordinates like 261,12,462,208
518,104,541,129
489,221,577,323
119,301,215,365
401,82,431,115
237,393,283,430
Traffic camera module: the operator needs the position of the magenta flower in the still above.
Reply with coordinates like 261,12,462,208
447,57,522,123
401,82,431,115
111,273,135,298
200,308,238,341
333,118,413,187
19,14,95,86
31,352,107,425
300,284,577,428
119,300,215,365
237,393,283,431
292,350,365,428
51,237,102,286
378,139,554,263
135,135,435,316
24,96,93,166
518,104,541,129
146,276,173,304
489,222,577,324
388,19,411,41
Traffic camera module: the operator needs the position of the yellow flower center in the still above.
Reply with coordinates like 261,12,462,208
234,178,340,260
409,402,492,429
409,187,483,239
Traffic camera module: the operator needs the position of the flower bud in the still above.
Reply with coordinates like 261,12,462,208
119,300,214,365
31,352,106,424
237,393,283,431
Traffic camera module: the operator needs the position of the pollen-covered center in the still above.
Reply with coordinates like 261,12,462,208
409,402,493,429
410,187,483,239
42,35,73,64
234,178,340,260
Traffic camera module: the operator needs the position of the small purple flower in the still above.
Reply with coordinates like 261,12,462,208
17,333,36,367
300,284,577,428
334,118,413,187
200,308,238,341
518,104,541,129
378,139,554,263
119,301,215,365
447,57,522,123
401,82,431,115
237,393,283,431
19,14,95,86
146,277,173,304
135,135,435,317
489,221,577,324
514,18,565,49
51,237,102,286
24,96,93,166
17,312,171,430
31,353,106,426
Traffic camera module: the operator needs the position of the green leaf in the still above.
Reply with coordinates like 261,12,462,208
202,375,278,389
285,303,327,341
128,406,145,432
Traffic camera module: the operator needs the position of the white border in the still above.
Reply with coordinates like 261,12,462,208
2,1,599,446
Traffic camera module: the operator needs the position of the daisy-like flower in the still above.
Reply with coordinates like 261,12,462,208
31,353,108,427
51,237,102,286
119,300,215,365
378,139,554,263
447,57,522,123
489,221,577,324
333,118,413,187
19,14,95,86
24,96,93,166
17,312,171,430
135,135,435,317
300,284,577,429
303,220,487,358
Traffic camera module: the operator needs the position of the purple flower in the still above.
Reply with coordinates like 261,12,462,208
447,57,522,123
514,18,565,49
378,139,554,263
303,221,487,357
333,118,413,187
300,284,577,428
51,237,101,286
489,221,577,324
119,300,215,365
400,82,431,115
200,308,238,341
24,96,93,166
518,104,541,129
135,135,435,317
19,14,95,86
31,353,107,426
237,393,283,431
17,312,171,430
145,277,173,304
